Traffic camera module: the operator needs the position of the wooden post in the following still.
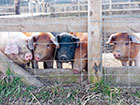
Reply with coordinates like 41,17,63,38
77,0,80,17
109,0,112,15
41,0,45,12
46,3,50,13
28,0,33,13
88,0,102,83
36,0,40,13
15,0,20,14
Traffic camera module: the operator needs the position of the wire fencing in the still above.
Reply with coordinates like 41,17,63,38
0,0,140,87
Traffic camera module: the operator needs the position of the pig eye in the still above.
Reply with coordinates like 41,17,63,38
125,42,129,46
70,46,74,50
114,42,117,45
84,55,87,58
46,44,50,48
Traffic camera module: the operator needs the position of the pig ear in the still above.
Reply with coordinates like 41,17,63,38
50,37,59,48
26,38,34,50
129,35,140,43
32,35,38,42
56,34,61,42
71,36,80,47
26,35,38,50
106,34,116,44
4,44,19,55
70,32,74,35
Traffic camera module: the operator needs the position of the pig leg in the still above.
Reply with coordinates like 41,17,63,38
121,61,127,66
32,61,38,69
129,60,133,66
133,60,136,66
85,63,88,72
26,62,30,67
56,61,62,68
43,62,48,69
26,62,32,68
26,61,38,69
44,61,53,69
71,61,74,69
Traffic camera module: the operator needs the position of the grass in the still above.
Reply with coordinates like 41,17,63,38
0,69,140,104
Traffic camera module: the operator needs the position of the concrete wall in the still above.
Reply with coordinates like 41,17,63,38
0,14,140,33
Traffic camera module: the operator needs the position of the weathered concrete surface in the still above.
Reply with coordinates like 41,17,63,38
0,13,140,33
32,69,88,85
0,13,87,32
104,66,140,86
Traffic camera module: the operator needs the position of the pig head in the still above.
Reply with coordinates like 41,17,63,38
106,33,140,66
30,32,59,68
0,32,33,65
55,32,80,68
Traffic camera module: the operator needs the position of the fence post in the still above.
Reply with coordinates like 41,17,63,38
109,0,112,15
28,0,33,13
15,0,20,14
36,0,40,13
88,0,102,83
41,0,45,13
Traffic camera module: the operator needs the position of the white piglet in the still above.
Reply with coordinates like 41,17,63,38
0,32,33,66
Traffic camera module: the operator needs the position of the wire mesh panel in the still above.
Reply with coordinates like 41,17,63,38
102,0,140,87
1,0,140,104
0,0,89,88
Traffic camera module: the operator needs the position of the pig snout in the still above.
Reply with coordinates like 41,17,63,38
113,52,121,58
60,55,68,61
25,53,32,60
72,69,80,74
73,64,81,74
35,54,41,61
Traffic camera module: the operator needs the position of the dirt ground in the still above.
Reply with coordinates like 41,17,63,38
102,53,122,67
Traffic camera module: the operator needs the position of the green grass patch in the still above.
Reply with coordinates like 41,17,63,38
0,69,139,104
